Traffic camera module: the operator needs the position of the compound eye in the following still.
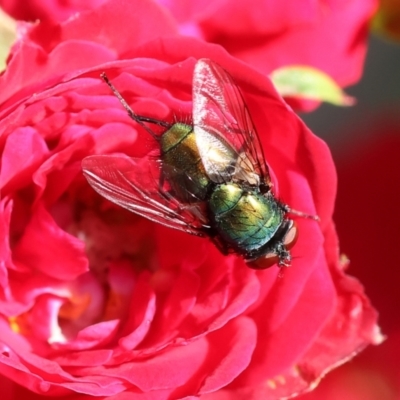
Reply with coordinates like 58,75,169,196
283,220,298,250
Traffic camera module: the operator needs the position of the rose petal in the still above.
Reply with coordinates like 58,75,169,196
52,349,113,368
117,273,157,352
75,337,209,392
13,203,88,280
141,268,200,347
58,320,120,352
0,128,48,192
199,317,257,394
0,198,14,288
0,0,107,22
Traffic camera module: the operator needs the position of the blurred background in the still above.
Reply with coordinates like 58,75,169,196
299,33,400,400
303,34,400,149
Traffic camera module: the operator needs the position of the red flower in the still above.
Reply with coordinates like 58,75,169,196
0,0,379,398
0,0,107,22
299,122,400,399
156,0,378,89
1,0,377,94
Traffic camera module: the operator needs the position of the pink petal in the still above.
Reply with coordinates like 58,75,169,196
0,198,14,289
199,317,257,394
13,203,88,280
0,128,48,192
76,337,209,392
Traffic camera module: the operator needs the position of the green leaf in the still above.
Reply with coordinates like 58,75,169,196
0,8,17,72
270,66,355,106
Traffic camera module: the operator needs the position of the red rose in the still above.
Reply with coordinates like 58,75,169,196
299,122,400,399
0,0,379,398
1,0,377,95
156,0,378,89
0,0,107,22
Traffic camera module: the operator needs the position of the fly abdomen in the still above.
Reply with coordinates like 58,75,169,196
160,123,211,202
209,183,284,253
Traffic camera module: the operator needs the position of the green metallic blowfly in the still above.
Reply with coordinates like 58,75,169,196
82,59,318,269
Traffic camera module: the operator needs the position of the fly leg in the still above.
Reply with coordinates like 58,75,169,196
275,242,291,267
279,203,320,221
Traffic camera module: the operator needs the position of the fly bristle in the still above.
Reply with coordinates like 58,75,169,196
172,111,192,127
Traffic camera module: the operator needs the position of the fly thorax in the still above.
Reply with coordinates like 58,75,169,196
160,123,211,202
160,123,193,153
209,184,284,252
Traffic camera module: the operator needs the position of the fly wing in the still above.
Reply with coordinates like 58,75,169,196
82,154,207,236
192,59,271,187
